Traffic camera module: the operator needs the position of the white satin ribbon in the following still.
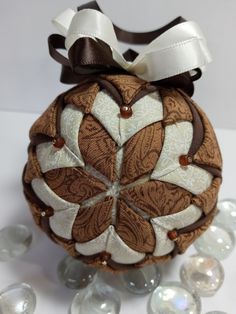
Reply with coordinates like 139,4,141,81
52,8,212,82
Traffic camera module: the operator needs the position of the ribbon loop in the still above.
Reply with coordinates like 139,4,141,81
49,5,212,95
48,34,69,67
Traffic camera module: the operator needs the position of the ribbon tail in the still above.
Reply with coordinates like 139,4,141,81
129,37,211,82
48,34,70,67
52,8,76,36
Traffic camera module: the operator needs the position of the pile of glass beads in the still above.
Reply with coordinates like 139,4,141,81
0,199,235,314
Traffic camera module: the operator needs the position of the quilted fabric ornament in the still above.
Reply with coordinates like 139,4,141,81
22,2,222,272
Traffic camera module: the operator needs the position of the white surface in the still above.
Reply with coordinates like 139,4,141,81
0,0,236,129
0,109,235,313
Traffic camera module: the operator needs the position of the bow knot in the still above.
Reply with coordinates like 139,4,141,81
49,5,212,96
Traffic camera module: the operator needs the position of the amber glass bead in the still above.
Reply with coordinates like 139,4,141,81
179,155,192,166
99,251,111,266
53,136,65,149
41,207,54,217
167,230,178,241
120,105,133,119
100,251,111,261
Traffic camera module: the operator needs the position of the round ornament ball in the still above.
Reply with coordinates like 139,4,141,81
23,74,222,272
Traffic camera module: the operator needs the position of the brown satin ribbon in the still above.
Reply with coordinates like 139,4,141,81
48,1,202,96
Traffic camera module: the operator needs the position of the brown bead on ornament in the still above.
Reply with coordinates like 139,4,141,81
53,136,65,149
167,230,179,241
179,155,193,167
120,105,133,119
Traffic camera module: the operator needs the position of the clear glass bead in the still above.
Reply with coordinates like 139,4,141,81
0,225,32,261
70,281,121,314
148,282,201,314
215,199,236,231
120,265,161,295
57,255,97,289
0,283,36,314
194,224,235,260
180,255,224,297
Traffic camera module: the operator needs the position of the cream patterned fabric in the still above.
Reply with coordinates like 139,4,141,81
75,228,109,256
60,104,85,165
151,204,202,256
76,226,145,264
32,178,79,211
152,122,193,178
49,208,79,240
91,90,163,146
36,142,83,173
157,165,213,195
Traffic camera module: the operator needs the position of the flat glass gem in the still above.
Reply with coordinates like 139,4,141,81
0,225,32,261
0,283,36,314
194,224,235,260
215,199,236,231
120,265,162,295
70,282,121,314
149,282,201,314
180,255,224,297
57,255,97,289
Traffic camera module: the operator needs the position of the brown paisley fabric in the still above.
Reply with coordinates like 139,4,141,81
44,167,107,204
26,199,53,229
24,146,42,183
121,181,192,217
78,114,117,182
72,196,113,243
51,234,79,257
103,74,146,104
64,82,100,113
192,102,223,170
120,122,164,185
26,200,42,226
29,100,58,139
116,199,156,253
25,197,53,240
159,88,193,126
140,254,172,267
176,213,215,254
192,178,222,215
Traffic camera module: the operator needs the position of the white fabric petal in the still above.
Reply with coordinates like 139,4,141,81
106,226,145,264
151,204,202,256
31,178,78,211
91,90,163,146
151,226,175,257
91,91,120,144
116,146,124,179
75,228,109,256
36,142,83,173
60,104,84,166
49,208,79,240
152,122,193,178
75,226,145,264
158,165,213,195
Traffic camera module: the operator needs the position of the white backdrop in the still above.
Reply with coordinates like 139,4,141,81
0,0,236,129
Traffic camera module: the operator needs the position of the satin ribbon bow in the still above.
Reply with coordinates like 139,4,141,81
49,8,212,85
